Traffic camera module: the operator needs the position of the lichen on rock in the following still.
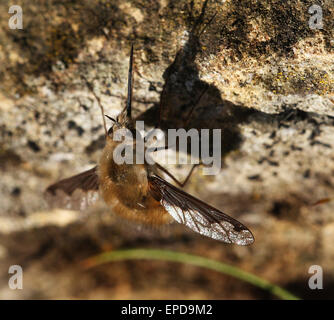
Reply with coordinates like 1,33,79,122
0,0,334,299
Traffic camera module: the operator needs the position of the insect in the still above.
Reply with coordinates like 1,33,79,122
45,45,254,245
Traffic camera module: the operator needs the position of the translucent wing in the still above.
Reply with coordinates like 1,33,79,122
148,175,254,245
45,166,100,211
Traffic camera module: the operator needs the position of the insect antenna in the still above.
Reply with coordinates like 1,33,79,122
105,114,116,123
125,44,134,119
82,75,108,137
199,11,217,36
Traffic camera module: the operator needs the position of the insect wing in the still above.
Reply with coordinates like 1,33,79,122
149,175,254,245
45,166,100,211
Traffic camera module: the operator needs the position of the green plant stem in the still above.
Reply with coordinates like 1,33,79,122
83,248,300,300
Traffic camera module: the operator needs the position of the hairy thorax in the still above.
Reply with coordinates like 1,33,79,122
98,138,171,225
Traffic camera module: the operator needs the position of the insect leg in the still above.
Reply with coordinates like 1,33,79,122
184,86,208,127
155,162,200,188
81,76,108,137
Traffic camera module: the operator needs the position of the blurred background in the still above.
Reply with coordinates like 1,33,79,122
0,0,334,299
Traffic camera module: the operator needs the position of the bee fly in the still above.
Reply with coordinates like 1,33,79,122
45,45,254,245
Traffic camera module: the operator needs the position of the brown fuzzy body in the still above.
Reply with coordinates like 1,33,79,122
98,137,173,226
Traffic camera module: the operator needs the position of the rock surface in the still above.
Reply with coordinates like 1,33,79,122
0,0,334,299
